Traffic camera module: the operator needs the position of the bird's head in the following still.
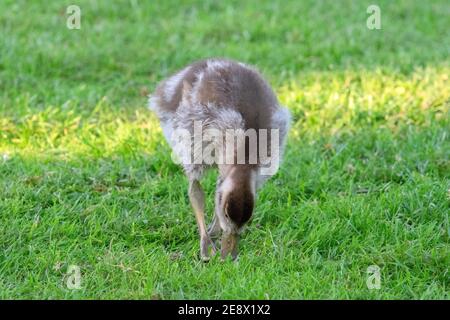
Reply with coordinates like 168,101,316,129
216,166,256,260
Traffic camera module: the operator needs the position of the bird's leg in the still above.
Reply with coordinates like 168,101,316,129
208,177,224,239
207,189,222,239
188,180,216,261
207,213,221,239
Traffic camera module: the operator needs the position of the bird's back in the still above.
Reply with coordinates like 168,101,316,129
149,58,279,132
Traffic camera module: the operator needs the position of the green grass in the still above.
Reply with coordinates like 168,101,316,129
0,0,449,299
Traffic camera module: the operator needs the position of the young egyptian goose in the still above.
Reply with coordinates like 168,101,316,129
149,58,290,260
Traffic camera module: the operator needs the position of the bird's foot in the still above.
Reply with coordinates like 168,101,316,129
200,235,217,262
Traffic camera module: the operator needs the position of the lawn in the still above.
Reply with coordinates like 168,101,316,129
0,0,449,299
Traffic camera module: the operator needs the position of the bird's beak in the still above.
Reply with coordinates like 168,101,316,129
220,232,239,261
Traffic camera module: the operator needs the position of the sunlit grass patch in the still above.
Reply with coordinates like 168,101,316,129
1,67,448,160
281,67,449,138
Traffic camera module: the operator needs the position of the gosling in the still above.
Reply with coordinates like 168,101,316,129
149,58,290,260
